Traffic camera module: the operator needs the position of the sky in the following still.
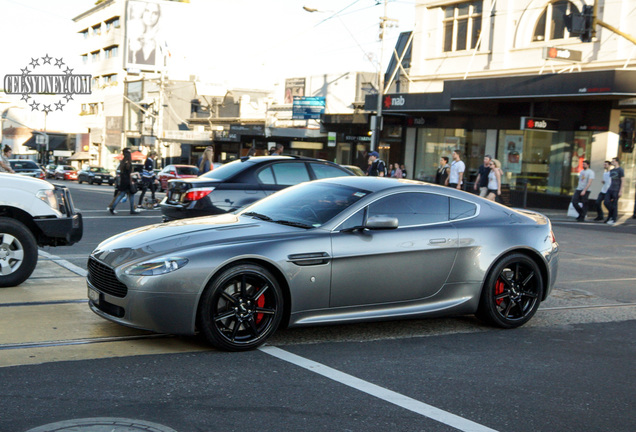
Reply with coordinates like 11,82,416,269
0,0,415,131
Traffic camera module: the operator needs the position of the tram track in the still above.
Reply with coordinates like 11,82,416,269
1,301,634,353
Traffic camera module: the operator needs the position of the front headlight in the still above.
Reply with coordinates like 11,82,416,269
125,257,189,276
36,189,59,210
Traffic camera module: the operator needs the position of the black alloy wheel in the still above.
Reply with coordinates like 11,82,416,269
477,253,543,328
199,264,283,351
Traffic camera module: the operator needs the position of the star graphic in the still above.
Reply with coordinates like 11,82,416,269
55,101,65,111
42,54,52,64
20,94,31,102
64,66,74,75
64,94,74,102
30,57,40,68
21,67,30,75
29,101,40,111
55,58,64,68
42,105,52,114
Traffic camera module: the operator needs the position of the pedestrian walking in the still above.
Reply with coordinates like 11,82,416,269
474,155,492,197
138,151,158,208
603,157,624,225
571,159,595,222
447,150,465,190
198,146,215,174
366,151,386,177
108,148,140,215
486,159,502,201
435,157,449,185
594,160,612,221
0,145,15,173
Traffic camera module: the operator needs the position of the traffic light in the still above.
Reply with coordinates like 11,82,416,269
565,5,594,42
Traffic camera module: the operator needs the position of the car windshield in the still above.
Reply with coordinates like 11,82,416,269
242,182,370,228
177,166,199,175
90,167,109,173
200,159,249,181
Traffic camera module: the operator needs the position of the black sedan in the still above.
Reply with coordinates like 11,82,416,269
77,166,114,185
160,155,355,221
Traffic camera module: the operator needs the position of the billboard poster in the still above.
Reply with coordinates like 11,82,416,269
284,78,305,104
504,135,523,174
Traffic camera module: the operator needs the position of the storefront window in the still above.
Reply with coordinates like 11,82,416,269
618,116,635,213
497,129,593,195
413,128,485,183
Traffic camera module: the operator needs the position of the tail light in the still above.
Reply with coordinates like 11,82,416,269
550,230,556,244
184,187,215,201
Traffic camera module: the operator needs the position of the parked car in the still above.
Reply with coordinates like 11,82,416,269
54,165,78,181
87,177,559,351
44,164,57,179
9,159,45,179
157,164,199,192
160,156,355,221
1,173,82,287
78,166,114,185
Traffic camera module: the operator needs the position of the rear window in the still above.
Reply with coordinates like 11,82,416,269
177,166,199,175
450,198,477,220
200,159,251,181
10,161,39,169
63,166,74,171
310,162,351,180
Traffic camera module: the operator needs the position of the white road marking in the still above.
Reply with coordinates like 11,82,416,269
260,346,500,432
38,250,88,277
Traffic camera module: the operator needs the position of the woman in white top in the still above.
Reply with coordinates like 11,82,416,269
486,159,502,201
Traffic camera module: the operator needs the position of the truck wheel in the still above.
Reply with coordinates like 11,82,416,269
0,218,38,287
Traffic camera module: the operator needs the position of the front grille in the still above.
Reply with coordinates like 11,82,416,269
87,257,128,298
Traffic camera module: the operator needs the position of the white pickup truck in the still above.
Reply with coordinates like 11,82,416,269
0,173,83,287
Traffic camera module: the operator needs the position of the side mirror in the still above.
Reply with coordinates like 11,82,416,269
365,215,398,230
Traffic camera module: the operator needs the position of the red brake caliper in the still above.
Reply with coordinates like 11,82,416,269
495,279,504,305
255,294,265,324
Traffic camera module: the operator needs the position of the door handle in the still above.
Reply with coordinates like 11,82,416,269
429,238,447,244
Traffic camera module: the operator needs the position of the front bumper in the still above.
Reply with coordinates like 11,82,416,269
33,185,83,246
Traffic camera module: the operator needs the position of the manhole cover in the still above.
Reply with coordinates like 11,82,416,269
25,418,177,432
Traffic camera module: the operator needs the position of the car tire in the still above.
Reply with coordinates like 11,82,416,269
476,253,543,329
0,218,38,288
198,263,284,351
78,178,83,184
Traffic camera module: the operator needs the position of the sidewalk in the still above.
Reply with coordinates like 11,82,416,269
528,208,636,226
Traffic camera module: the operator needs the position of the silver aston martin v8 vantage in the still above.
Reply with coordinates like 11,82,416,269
87,177,559,351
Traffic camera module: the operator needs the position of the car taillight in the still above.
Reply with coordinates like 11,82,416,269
550,230,556,244
184,187,215,201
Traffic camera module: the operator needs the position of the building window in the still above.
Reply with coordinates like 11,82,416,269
443,1,482,52
105,17,120,31
104,45,119,59
92,24,101,36
91,50,100,62
88,103,99,115
92,77,99,88
81,54,88,64
80,29,89,39
533,1,580,42
103,74,118,84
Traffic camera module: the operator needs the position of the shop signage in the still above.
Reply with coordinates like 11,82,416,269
162,130,211,141
520,117,559,132
229,124,264,135
406,116,436,127
576,123,609,132
292,96,326,120
327,132,337,147
619,98,636,106
345,135,371,142
542,47,582,62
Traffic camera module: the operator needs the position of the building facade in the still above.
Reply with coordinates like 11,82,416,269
366,0,636,211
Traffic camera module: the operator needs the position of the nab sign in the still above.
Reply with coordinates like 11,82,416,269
520,117,559,132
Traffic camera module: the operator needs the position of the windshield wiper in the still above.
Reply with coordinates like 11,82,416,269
243,212,272,221
273,220,314,229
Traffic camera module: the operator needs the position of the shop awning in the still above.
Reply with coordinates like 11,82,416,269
22,133,70,151
366,69,636,113
68,152,94,161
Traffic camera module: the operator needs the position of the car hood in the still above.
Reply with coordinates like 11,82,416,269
92,213,309,267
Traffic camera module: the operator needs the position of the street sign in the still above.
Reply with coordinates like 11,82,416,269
292,96,326,120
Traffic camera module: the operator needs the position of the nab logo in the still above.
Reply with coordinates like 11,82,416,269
527,119,535,129
383,95,405,108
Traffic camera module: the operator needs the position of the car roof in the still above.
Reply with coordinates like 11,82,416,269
238,155,339,165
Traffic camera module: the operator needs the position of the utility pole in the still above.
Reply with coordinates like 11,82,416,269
371,0,391,153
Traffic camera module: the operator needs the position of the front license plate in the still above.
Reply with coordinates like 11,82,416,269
88,287,100,305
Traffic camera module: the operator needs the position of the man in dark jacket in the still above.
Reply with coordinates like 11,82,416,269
366,151,386,177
